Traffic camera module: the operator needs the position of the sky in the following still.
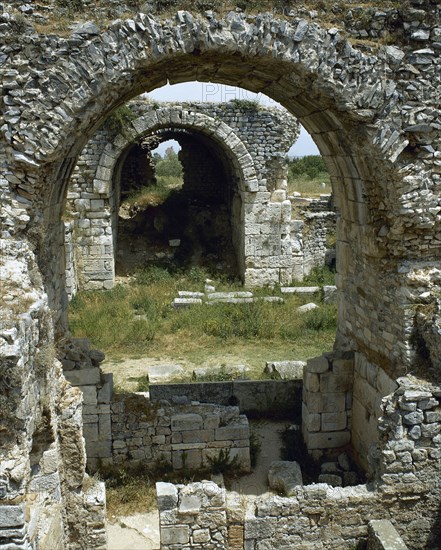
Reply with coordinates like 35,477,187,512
146,82,319,157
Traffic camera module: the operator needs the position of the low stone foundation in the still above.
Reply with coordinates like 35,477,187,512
149,379,302,418
110,395,251,473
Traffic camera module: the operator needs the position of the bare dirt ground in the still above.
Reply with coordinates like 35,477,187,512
229,419,286,497
107,511,160,550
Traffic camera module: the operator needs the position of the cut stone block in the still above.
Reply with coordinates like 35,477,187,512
268,461,303,496
178,494,201,515
64,367,101,386
171,413,203,431
280,286,320,294
306,355,330,374
297,302,318,313
178,291,205,298
0,504,25,528
321,411,347,432
148,364,183,383
264,360,305,380
367,519,409,550
156,482,178,510
161,526,190,545
304,430,350,450
323,285,337,303
97,373,113,403
207,291,253,300
215,425,249,441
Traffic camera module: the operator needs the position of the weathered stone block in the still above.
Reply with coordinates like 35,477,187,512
161,526,190,545
307,355,329,374
80,385,98,405
367,519,408,550
321,411,347,432
178,494,201,515
171,413,203,431
64,368,101,386
0,505,25,528
156,482,178,510
320,372,352,393
268,461,303,496
97,373,113,403
305,430,350,450
182,429,214,444
215,425,249,441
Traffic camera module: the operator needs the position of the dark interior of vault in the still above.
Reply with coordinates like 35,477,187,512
114,128,241,280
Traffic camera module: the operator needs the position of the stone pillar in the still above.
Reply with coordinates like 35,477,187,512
302,353,354,457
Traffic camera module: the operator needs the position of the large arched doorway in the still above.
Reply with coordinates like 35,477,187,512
2,10,440,548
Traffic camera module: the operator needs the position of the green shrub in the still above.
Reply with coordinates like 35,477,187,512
289,155,328,180
304,304,337,331
304,266,335,286
135,266,173,285
229,98,260,110
207,448,240,475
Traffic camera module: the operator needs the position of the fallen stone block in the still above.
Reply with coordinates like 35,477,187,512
264,360,305,380
172,297,203,308
148,364,183,383
280,286,320,294
297,302,319,313
367,519,409,550
178,291,205,298
268,461,303,496
207,291,253,299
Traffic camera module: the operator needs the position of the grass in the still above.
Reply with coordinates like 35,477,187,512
99,466,157,518
123,176,183,210
28,0,407,44
288,173,331,197
68,266,336,386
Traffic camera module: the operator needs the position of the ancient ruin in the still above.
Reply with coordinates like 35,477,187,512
1,1,440,549
65,100,300,292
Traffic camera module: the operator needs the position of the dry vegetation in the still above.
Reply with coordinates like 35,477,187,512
26,0,407,48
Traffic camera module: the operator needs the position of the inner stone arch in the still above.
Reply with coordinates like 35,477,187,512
65,99,300,293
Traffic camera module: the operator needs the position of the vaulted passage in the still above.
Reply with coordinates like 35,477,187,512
65,100,299,292
115,127,242,278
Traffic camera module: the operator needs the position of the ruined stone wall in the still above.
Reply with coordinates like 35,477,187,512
66,100,300,291
291,194,337,279
1,3,440,549
157,378,441,549
110,396,251,473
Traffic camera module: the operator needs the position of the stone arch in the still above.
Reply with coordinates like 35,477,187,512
2,9,441,547
92,107,259,196
66,102,298,291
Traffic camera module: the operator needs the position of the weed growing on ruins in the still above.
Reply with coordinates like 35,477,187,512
97,465,157,517
207,448,240,475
